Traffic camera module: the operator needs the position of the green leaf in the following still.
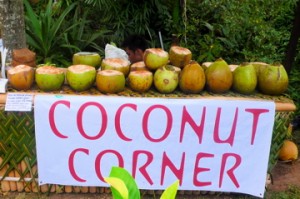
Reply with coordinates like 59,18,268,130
108,167,140,199
160,180,179,199
104,177,129,199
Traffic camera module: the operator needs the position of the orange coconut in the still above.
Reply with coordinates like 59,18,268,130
7,64,34,90
278,140,298,161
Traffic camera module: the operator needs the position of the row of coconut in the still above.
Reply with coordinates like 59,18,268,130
7,46,289,96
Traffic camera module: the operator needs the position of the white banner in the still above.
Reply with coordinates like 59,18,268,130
34,95,275,198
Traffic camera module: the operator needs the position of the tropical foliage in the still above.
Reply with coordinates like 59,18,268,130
24,0,299,66
23,0,300,114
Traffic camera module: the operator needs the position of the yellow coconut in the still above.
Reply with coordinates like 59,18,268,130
101,58,131,77
127,70,153,93
143,48,169,71
96,70,125,94
130,61,148,71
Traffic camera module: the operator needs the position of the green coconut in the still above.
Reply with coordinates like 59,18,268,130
143,48,169,71
258,63,288,95
154,65,179,94
96,70,125,94
35,66,65,91
72,52,102,69
205,58,233,93
66,65,96,91
232,63,257,95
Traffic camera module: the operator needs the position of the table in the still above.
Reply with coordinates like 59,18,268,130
0,85,296,194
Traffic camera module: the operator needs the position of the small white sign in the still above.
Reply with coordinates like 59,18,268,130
5,93,34,112
0,78,8,93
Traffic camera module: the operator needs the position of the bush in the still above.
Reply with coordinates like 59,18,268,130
183,0,298,64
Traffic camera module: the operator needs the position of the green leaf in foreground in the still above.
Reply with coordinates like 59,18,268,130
108,167,140,199
160,180,179,199
104,177,128,199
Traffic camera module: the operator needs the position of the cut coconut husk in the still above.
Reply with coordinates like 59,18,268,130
130,61,148,71
101,58,131,77
169,46,192,68
127,70,153,93
72,52,102,69
67,65,96,91
143,48,169,71
7,64,34,90
35,66,65,91
96,70,125,94
12,48,36,67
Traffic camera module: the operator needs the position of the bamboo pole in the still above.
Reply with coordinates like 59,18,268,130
0,93,297,111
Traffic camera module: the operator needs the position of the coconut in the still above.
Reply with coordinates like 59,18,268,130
232,63,257,95
101,58,131,77
229,64,239,72
278,140,298,161
173,66,182,76
7,64,34,90
258,63,288,95
96,70,125,94
179,61,206,94
127,70,153,93
205,58,233,93
169,46,192,68
72,52,102,69
153,65,179,94
130,61,148,71
250,62,269,77
143,48,169,71
66,65,96,91
201,62,213,71
35,66,65,91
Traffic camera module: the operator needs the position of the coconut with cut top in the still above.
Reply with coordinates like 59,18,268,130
127,70,153,93
7,64,34,90
35,65,65,91
130,61,148,71
169,46,192,68
96,70,125,94
143,48,169,71
72,52,102,69
67,64,96,91
101,58,131,77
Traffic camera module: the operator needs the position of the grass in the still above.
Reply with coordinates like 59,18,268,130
266,185,300,199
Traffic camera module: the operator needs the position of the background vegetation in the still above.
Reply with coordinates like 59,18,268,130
24,0,300,115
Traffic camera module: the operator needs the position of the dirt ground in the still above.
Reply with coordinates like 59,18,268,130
267,159,300,192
